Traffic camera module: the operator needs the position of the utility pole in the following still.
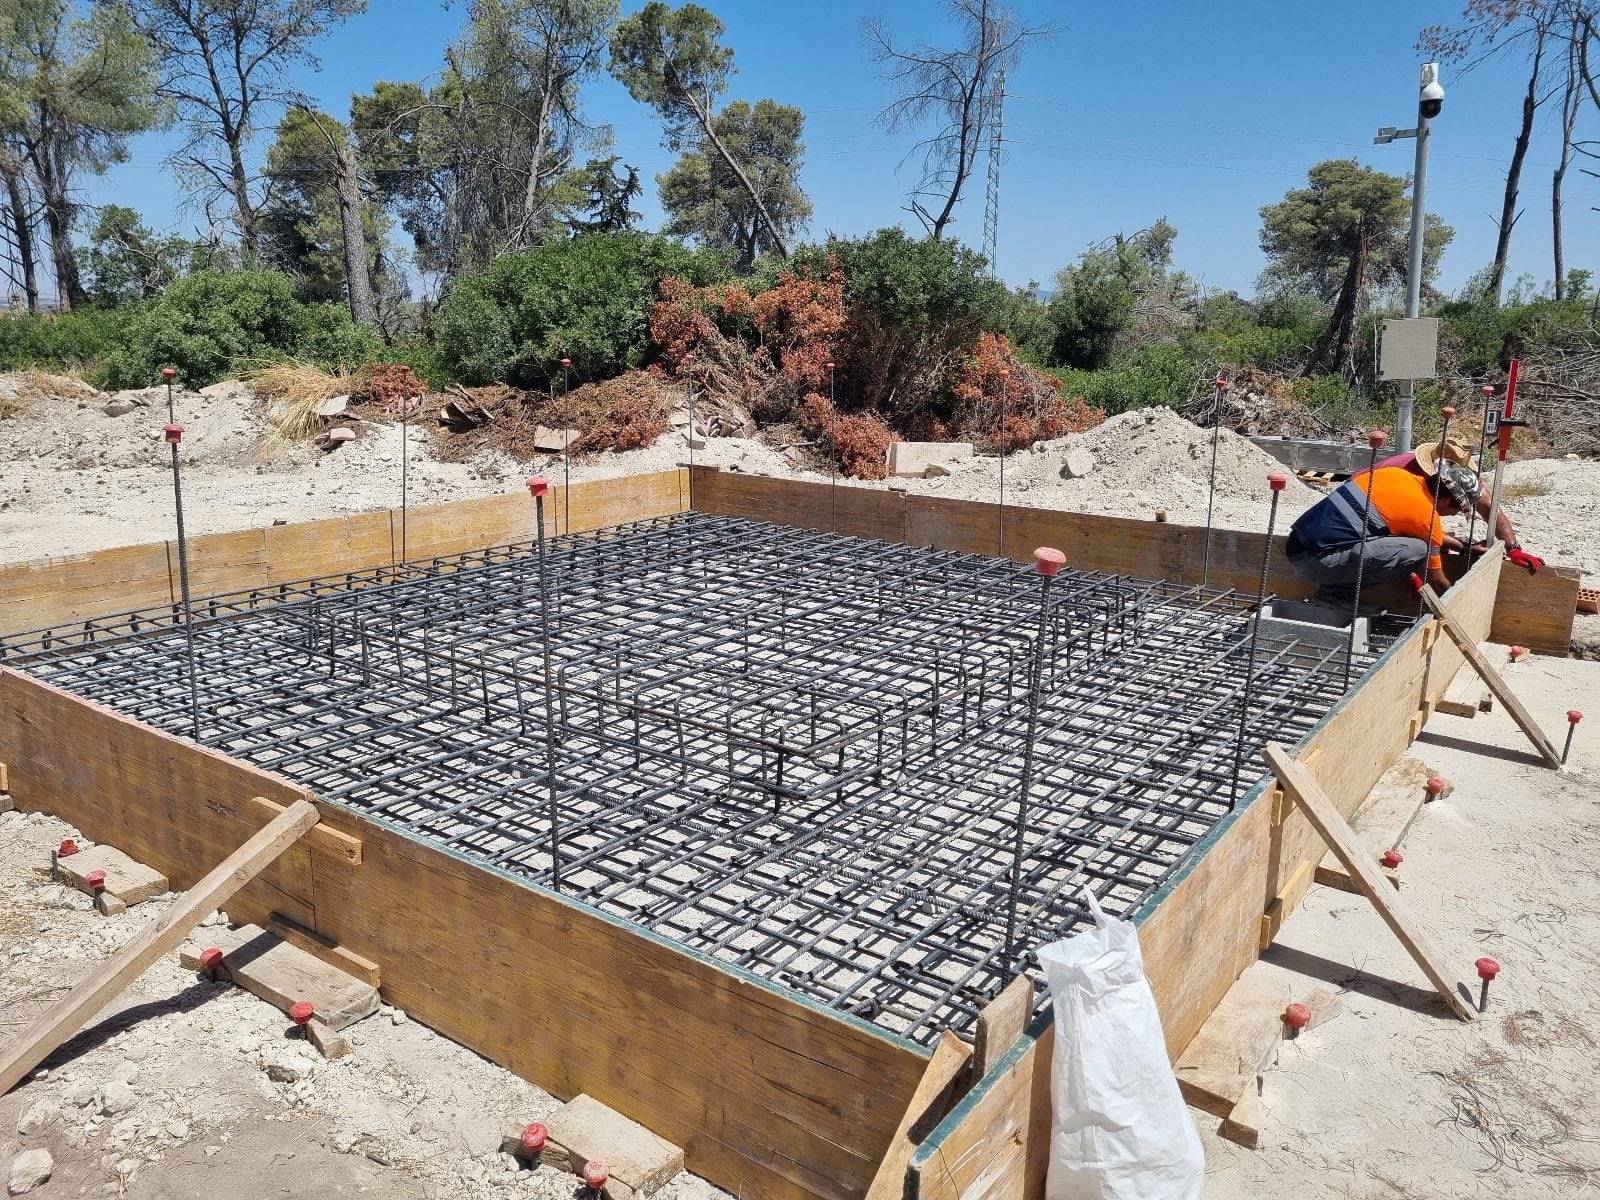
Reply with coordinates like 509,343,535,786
1375,62,1444,453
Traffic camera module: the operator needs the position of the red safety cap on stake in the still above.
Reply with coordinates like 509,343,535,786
1284,1002,1312,1031
1408,572,1424,596
1425,776,1447,796
1510,645,1528,661
85,869,107,892
561,358,571,367
58,838,78,857
1033,547,1066,577
519,1123,548,1155
1379,849,1404,869
1481,384,1496,397
289,1000,315,1026
199,947,224,973
164,423,184,444
1369,429,1388,449
1268,470,1288,492
526,475,549,498
161,367,175,382
582,1160,609,1190
1442,406,1456,419
1475,956,1501,981
825,361,835,370
1215,376,1229,390
1568,710,1583,724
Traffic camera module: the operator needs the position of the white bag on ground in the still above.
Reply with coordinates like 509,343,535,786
1036,888,1204,1200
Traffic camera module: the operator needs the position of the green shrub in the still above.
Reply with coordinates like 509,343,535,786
1051,344,1199,414
791,228,1010,333
0,308,121,372
95,269,383,389
433,232,730,387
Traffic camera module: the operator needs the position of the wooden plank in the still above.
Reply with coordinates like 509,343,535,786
971,975,1034,1083
1259,859,1314,951
1315,757,1433,894
0,798,318,1095
265,911,381,988
1490,562,1580,656
691,468,906,544
1418,582,1563,767
1265,743,1475,1022
1221,1088,1267,1149
1174,965,1289,1118
0,667,925,1200
865,1030,972,1200
0,541,174,636
178,923,380,1031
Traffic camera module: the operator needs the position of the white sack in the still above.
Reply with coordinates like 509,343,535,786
1036,888,1204,1200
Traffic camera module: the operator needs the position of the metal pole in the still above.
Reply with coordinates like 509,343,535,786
828,361,838,534
528,476,562,891
1005,546,1062,965
1343,430,1387,690
997,368,1009,559
1397,105,1432,454
164,415,202,741
685,352,696,511
561,358,572,536
1202,376,1227,588
399,366,414,565
1486,359,1519,549
1466,384,1495,552
1230,472,1287,805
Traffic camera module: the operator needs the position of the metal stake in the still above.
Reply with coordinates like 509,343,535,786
528,475,562,891
1005,546,1062,965
828,361,838,534
562,357,573,536
685,352,696,511
1202,376,1227,588
164,414,202,740
1465,384,1495,552
1230,472,1287,804
997,368,1010,559
1343,429,1387,690
400,366,413,565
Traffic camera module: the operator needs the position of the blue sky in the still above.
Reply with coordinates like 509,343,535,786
82,0,1599,299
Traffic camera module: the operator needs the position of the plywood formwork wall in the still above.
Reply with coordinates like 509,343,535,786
0,471,687,637
0,667,926,1200
902,551,1506,1200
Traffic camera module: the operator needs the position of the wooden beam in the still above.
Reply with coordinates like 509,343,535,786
1264,744,1475,1022
865,1030,972,1200
0,798,320,1096
971,975,1034,1083
1417,583,1563,767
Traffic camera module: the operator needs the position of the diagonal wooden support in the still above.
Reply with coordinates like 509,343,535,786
1265,745,1476,1022
866,1029,972,1200
1416,581,1562,768
0,798,321,1095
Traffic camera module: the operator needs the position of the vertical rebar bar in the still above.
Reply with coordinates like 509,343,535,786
1004,546,1062,965
1202,376,1226,588
685,352,696,511
1465,384,1494,553
996,369,1009,558
562,357,573,536
828,361,838,534
400,366,412,565
1425,406,1455,584
1343,430,1386,690
164,417,201,740
528,476,562,891
1230,473,1286,805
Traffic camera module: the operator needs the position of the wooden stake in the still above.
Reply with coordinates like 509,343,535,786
865,1030,972,1200
1265,745,1475,1022
1416,582,1562,767
0,798,321,1096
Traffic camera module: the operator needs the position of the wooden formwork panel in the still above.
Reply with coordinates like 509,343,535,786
691,470,908,545
0,471,689,638
0,666,924,1200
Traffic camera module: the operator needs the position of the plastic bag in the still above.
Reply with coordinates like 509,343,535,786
1036,888,1204,1200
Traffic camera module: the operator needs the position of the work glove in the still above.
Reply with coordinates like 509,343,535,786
1507,545,1544,575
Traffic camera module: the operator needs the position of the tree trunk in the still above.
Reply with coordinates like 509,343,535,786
28,137,82,312
1,157,40,313
192,23,257,259
1489,27,1546,307
516,53,560,250
680,87,789,261
333,145,377,324
1553,20,1582,301
1303,225,1367,377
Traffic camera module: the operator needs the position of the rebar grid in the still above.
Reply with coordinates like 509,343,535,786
7,512,1394,1045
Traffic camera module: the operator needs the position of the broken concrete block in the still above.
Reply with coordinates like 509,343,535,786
320,427,356,449
306,1018,350,1060
313,394,350,417
533,426,581,453
179,924,379,1031
887,441,973,478
102,400,139,417
1058,447,1095,479
924,463,952,478
546,1095,684,1199
58,845,168,907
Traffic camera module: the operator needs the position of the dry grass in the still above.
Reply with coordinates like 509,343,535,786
1498,476,1555,503
0,367,98,418
244,360,357,451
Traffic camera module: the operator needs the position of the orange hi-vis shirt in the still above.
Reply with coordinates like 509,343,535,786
1347,465,1447,570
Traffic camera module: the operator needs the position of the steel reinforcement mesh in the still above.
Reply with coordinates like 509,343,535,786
4,512,1393,1046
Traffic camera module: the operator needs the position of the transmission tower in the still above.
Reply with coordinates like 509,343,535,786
980,70,1005,278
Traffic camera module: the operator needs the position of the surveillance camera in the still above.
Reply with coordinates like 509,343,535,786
1419,63,1444,119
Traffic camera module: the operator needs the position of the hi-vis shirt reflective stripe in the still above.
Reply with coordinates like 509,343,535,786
1289,478,1389,550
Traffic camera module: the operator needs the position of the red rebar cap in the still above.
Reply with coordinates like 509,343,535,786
1369,429,1388,449
1510,645,1528,660
582,1160,609,1189
1568,710,1583,724
1033,547,1066,577
1283,1002,1311,1030
1475,956,1501,981
85,869,107,892
1408,572,1424,596
1215,377,1229,390
1426,776,1447,795
163,423,184,444
1442,406,1456,419
199,947,224,973
526,476,549,498
1268,470,1288,492
561,358,572,367
58,838,78,857
289,1000,315,1026
519,1123,548,1154
1481,385,1496,397
1379,849,1404,869
999,367,1009,379
161,367,175,382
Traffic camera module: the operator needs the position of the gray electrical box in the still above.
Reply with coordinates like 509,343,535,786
1379,317,1440,380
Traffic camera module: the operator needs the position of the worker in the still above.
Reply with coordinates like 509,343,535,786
1285,457,1483,607
1374,438,1536,565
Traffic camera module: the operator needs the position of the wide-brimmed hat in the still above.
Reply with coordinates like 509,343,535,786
1413,438,1479,476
